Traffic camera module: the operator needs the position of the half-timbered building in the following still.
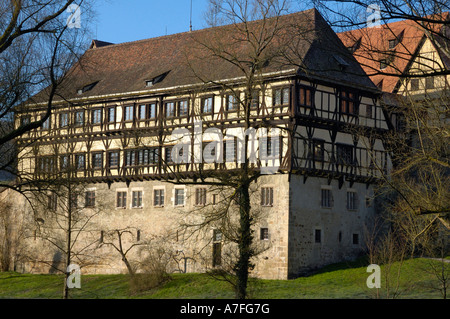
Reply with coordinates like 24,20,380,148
15,9,391,279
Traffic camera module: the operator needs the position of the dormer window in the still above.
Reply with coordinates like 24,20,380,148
388,39,397,49
77,81,98,95
347,37,361,53
388,30,404,49
145,71,169,87
334,55,350,71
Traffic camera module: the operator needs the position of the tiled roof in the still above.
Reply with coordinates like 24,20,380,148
27,8,375,106
338,14,449,93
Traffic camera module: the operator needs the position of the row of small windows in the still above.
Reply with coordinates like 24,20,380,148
21,86,363,130
36,137,279,173
47,186,275,210
320,188,371,210
47,185,367,212
314,229,361,245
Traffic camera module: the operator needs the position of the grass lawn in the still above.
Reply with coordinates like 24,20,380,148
0,257,448,299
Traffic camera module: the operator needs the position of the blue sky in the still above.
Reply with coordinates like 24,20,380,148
92,0,211,44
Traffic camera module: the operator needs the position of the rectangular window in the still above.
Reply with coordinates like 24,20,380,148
75,154,85,169
353,233,359,245
149,103,157,119
38,156,56,173
124,105,134,121
60,155,69,170
340,91,357,115
178,100,188,117
116,191,127,208
92,153,103,169
260,228,269,240
20,115,31,126
201,96,213,114
273,87,290,106
312,139,324,161
224,139,237,162
74,111,84,126
48,192,57,211
165,102,175,117
131,191,143,208
60,113,69,128
138,104,147,120
410,78,419,91
41,114,50,130
85,191,96,207
347,191,358,210
195,188,207,206
321,188,333,208
153,189,165,206
174,188,185,206
298,86,313,107
250,90,259,109
108,151,119,168
212,194,218,205
165,147,173,164
336,144,354,165
125,150,136,166
226,94,238,111
315,229,322,243
91,109,102,124
261,187,274,206
107,107,115,123
148,147,159,165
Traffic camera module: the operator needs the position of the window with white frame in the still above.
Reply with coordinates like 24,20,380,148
201,96,213,114
60,113,69,128
153,188,165,206
107,107,115,123
74,111,84,126
131,190,143,208
174,188,185,206
124,105,134,121
261,187,274,206
91,109,102,124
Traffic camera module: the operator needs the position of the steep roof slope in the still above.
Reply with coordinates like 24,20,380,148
28,8,376,106
338,14,449,93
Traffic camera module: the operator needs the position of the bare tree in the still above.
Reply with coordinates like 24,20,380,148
100,227,147,275
1,1,94,195
166,0,297,299
314,0,449,252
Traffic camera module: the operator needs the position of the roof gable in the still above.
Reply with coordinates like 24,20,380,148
338,13,449,93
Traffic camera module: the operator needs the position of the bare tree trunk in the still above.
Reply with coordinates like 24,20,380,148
63,184,72,299
235,183,252,299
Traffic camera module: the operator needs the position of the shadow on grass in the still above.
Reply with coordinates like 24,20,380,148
300,255,370,278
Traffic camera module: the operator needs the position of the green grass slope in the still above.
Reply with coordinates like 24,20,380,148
0,257,448,299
